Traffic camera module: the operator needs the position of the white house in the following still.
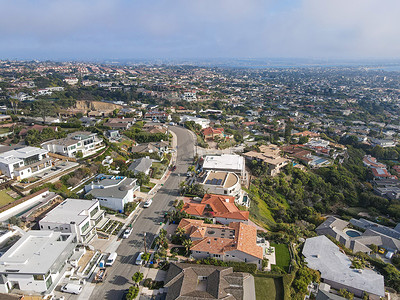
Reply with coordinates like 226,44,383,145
201,154,245,178
182,91,197,102
180,115,210,129
198,171,241,198
0,146,52,180
84,175,140,212
42,131,103,158
39,199,105,244
0,231,76,294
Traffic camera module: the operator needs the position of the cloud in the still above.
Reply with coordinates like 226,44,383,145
0,0,399,59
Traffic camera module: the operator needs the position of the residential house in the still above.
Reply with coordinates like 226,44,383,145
103,117,135,130
64,77,79,85
0,146,52,180
131,141,169,157
84,174,139,212
182,91,197,102
180,115,210,129
370,138,397,148
303,235,385,299
79,117,100,127
127,157,153,175
316,216,400,254
145,111,171,122
42,131,103,158
197,171,241,198
39,198,105,244
142,124,168,134
182,194,249,224
201,154,245,179
178,219,264,268
164,262,256,300
202,127,225,141
243,145,289,176
106,130,121,141
18,124,58,138
0,231,76,294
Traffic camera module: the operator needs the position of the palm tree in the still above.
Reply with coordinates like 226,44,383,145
182,239,193,256
175,227,186,238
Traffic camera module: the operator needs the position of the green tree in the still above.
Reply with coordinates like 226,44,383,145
132,272,144,286
175,227,186,238
31,99,56,123
182,239,193,256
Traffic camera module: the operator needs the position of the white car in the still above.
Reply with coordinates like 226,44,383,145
61,283,82,295
143,199,152,208
135,252,144,265
123,228,132,239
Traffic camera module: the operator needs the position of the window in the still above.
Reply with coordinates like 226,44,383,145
33,274,45,281
224,191,227,194
47,226,50,229
40,225,43,229
90,206,99,218
81,221,90,234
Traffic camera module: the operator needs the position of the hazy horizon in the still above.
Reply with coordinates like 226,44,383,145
1,0,399,61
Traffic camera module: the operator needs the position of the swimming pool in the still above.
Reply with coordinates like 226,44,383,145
345,229,361,237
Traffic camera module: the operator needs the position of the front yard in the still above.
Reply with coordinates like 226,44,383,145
140,182,156,193
151,162,167,179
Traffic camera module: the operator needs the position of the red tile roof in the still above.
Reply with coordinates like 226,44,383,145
178,219,263,259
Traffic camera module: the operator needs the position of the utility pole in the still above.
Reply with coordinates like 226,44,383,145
143,232,147,253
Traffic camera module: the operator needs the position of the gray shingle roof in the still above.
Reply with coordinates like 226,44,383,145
303,236,385,297
164,263,253,300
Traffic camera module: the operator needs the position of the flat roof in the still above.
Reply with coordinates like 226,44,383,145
303,236,385,297
202,154,244,172
40,198,98,226
0,146,48,165
0,231,75,274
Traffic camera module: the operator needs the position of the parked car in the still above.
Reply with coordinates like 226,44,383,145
61,283,82,295
123,228,132,239
143,199,153,208
135,252,144,265
105,252,118,266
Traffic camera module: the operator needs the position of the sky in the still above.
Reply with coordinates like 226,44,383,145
0,0,399,61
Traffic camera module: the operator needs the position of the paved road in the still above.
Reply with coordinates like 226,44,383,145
89,126,194,300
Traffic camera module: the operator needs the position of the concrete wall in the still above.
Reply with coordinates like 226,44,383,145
6,273,47,293
0,190,50,221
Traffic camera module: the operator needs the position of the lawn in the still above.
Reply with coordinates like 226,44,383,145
140,182,156,193
254,276,284,300
0,189,17,207
271,243,291,273
151,162,167,179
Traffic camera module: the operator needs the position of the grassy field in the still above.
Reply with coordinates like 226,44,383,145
271,243,291,272
140,182,156,193
0,189,17,207
254,276,284,300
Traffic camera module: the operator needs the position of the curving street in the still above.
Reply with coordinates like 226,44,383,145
89,125,194,300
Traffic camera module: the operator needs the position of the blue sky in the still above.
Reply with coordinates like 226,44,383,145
0,0,399,60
